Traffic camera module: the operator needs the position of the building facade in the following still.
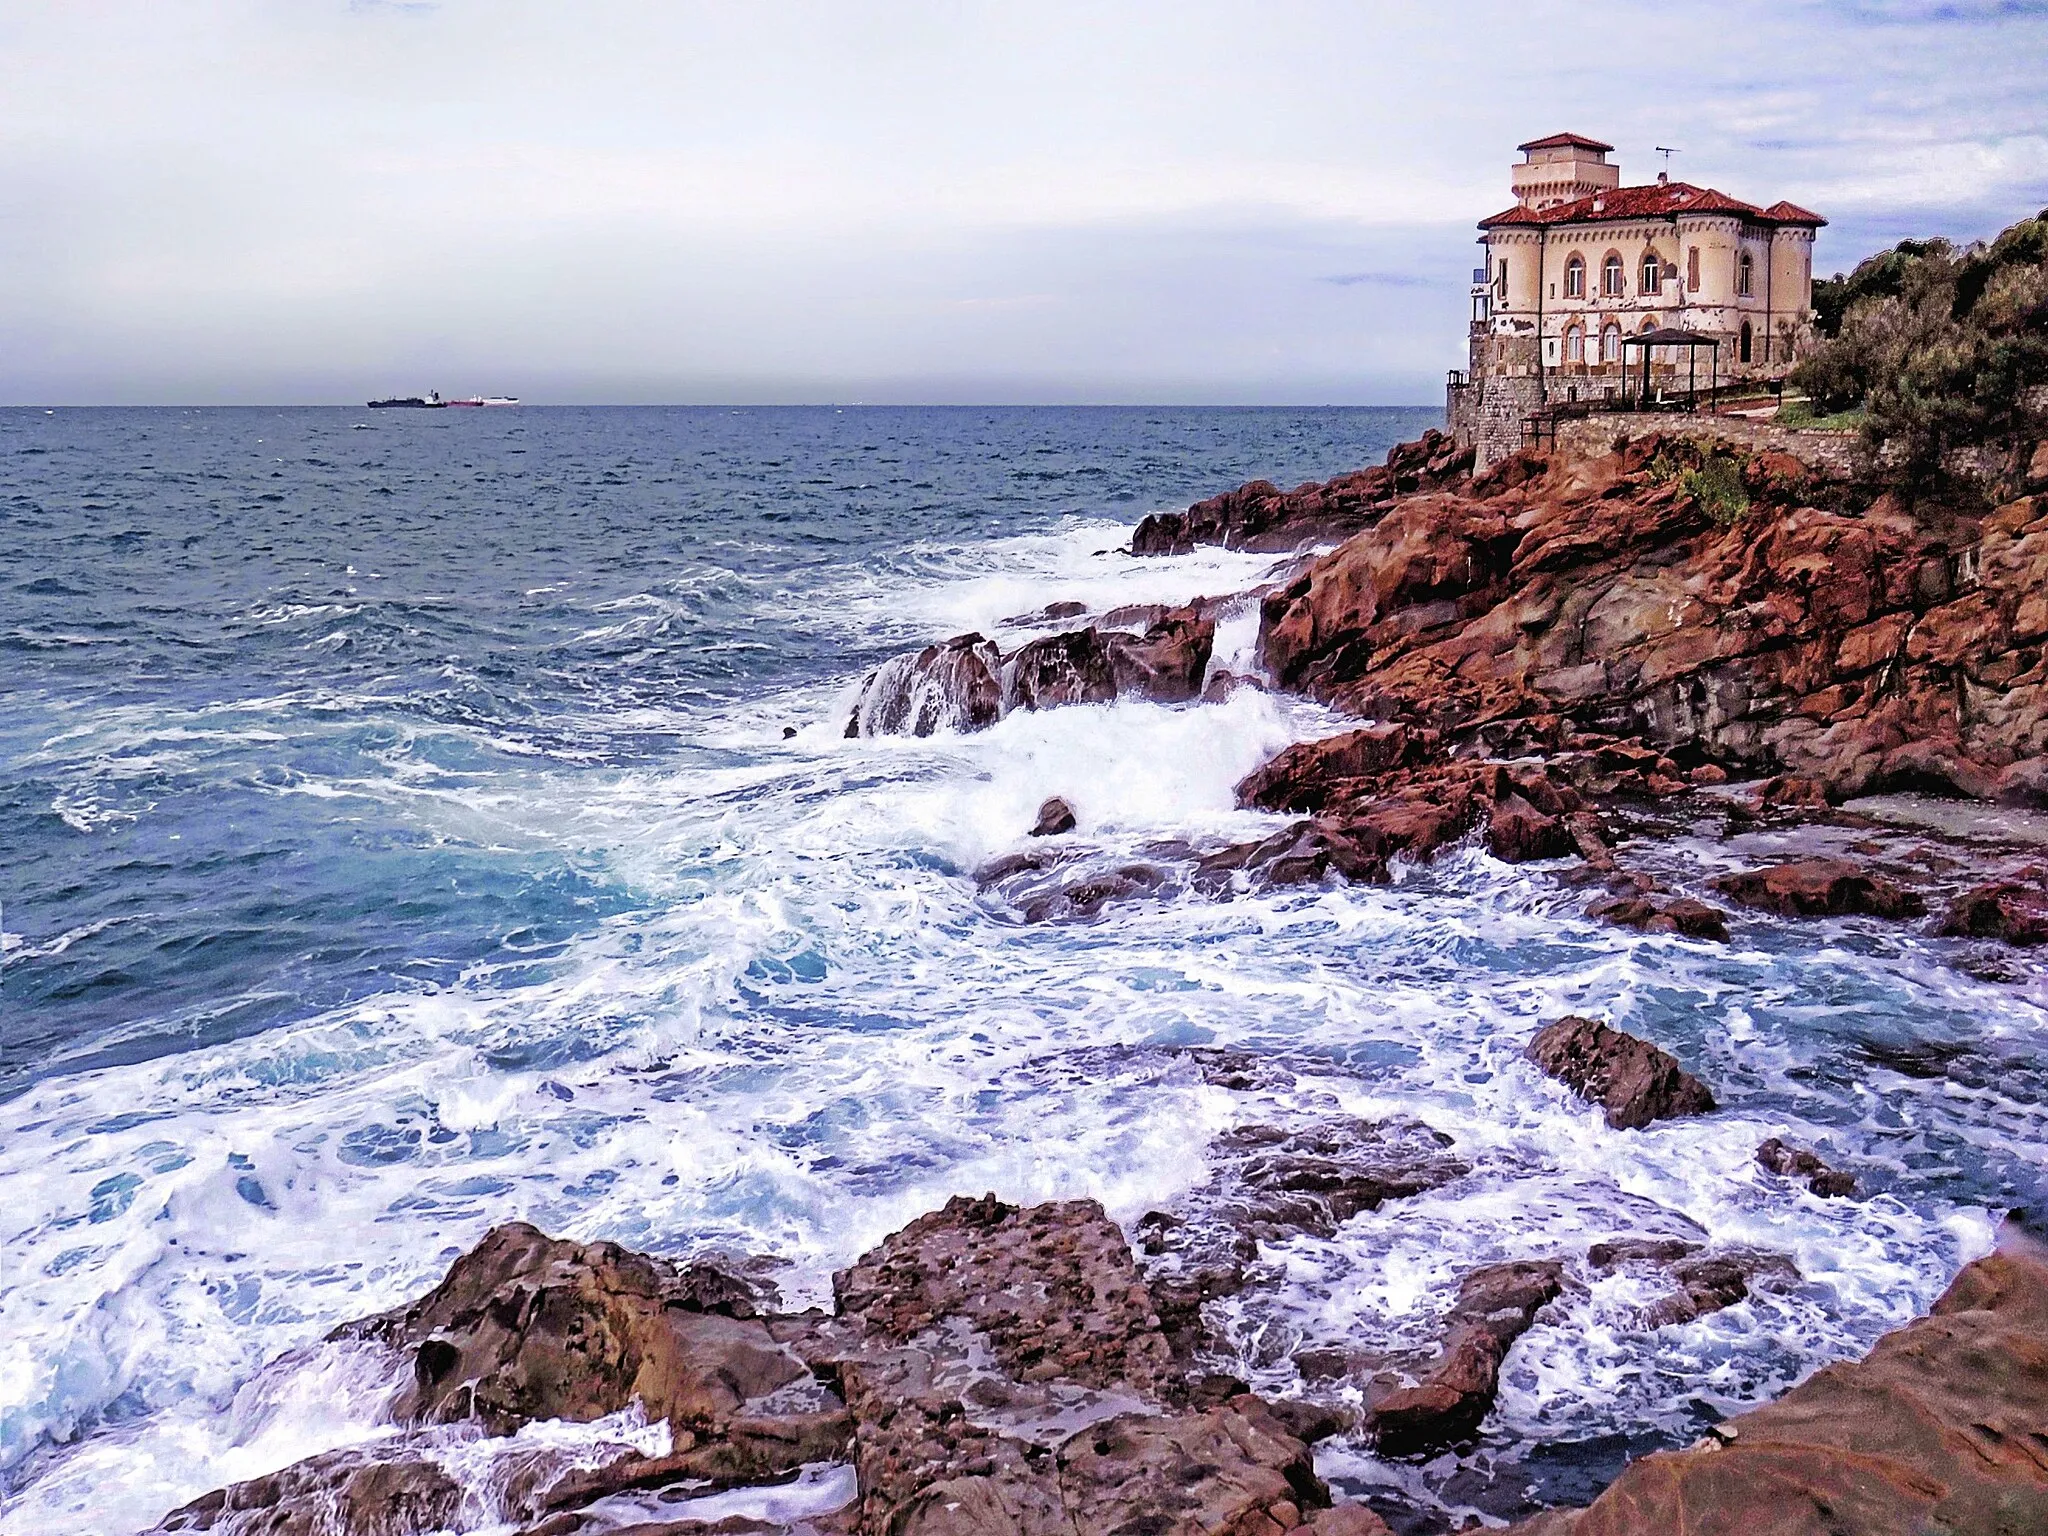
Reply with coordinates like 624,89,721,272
1448,134,1825,468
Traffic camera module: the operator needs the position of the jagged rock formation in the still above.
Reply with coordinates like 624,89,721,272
846,609,1217,737
153,1200,1412,1536
1169,435,2048,803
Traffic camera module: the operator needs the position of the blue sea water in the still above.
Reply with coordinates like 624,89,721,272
1,405,2043,1533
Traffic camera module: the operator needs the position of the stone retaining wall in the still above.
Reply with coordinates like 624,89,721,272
1550,414,1861,477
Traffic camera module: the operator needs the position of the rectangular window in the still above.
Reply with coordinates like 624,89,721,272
1687,248,1700,292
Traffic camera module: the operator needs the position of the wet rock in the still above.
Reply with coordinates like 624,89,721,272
1936,870,2048,946
1103,612,1216,704
1755,1137,1858,1197
334,1223,791,1425
1367,1261,1565,1456
831,1194,1173,1398
1195,817,1393,890
1709,858,1925,919
816,1195,1339,1536
1053,1397,1328,1536
1526,1017,1716,1130
1588,893,1730,942
1234,725,1441,813
1002,628,1120,712
1510,1235,2048,1535
1487,791,1572,862
846,634,1003,738
1029,797,1076,837
152,1445,464,1535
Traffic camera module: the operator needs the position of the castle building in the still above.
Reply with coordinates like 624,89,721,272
1447,134,1825,468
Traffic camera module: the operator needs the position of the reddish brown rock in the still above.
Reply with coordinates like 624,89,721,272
1590,893,1731,942
1233,724,1440,812
1367,1261,1565,1456
1936,871,2048,946
1508,1236,2048,1536
1710,858,1925,919
1030,797,1077,837
1226,434,2048,807
1526,1017,1716,1130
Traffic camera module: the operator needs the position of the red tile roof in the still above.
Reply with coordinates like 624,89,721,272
1479,180,1826,230
1759,200,1827,227
1518,132,1615,153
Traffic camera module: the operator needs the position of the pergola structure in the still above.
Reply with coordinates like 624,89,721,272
1620,327,1721,411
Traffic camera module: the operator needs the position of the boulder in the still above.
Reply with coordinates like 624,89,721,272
1589,893,1731,942
1710,859,1925,920
1526,1017,1716,1130
1509,1235,2048,1535
1367,1260,1565,1456
1936,871,2048,946
1029,797,1077,837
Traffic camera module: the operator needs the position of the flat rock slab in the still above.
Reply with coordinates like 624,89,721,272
1526,1017,1716,1130
1710,858,1925,919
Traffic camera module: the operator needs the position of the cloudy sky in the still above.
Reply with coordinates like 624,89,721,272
2,0,2043,404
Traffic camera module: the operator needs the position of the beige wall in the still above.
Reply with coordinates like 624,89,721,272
1480,217,1815,378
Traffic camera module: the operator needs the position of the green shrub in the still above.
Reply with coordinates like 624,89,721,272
1678,453,1751,524
1790,208,2048,493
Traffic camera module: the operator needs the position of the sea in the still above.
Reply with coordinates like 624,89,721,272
2,405,2044,1534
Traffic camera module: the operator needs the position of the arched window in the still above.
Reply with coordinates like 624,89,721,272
1640,250,1663,295
1739,321,1754,364
1601,322,1622,363
1564,255,1586,299
1640,316,1658,334
1602,253,1625,297
1566,324,1584,363
1737,251,1754,297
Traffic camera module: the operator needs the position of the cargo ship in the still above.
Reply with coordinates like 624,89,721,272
366,392,519,408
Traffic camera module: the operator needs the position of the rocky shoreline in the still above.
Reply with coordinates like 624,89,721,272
148,427,2048,1534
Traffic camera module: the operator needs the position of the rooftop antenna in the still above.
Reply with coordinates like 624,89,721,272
1654,146,1679,184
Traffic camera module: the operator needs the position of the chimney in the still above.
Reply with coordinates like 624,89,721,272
1658,171,1669,186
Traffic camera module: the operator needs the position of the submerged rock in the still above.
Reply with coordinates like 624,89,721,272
1589,892,1730,942
1710,858,1926,919
1526,1017,1716,1130
1755,1137,1858,1197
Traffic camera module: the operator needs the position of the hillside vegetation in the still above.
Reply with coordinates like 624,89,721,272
1794,207,2048,491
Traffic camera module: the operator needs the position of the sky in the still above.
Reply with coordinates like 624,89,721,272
1,0,2044,405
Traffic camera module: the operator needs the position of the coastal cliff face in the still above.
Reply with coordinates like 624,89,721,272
1251,435,2048,805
